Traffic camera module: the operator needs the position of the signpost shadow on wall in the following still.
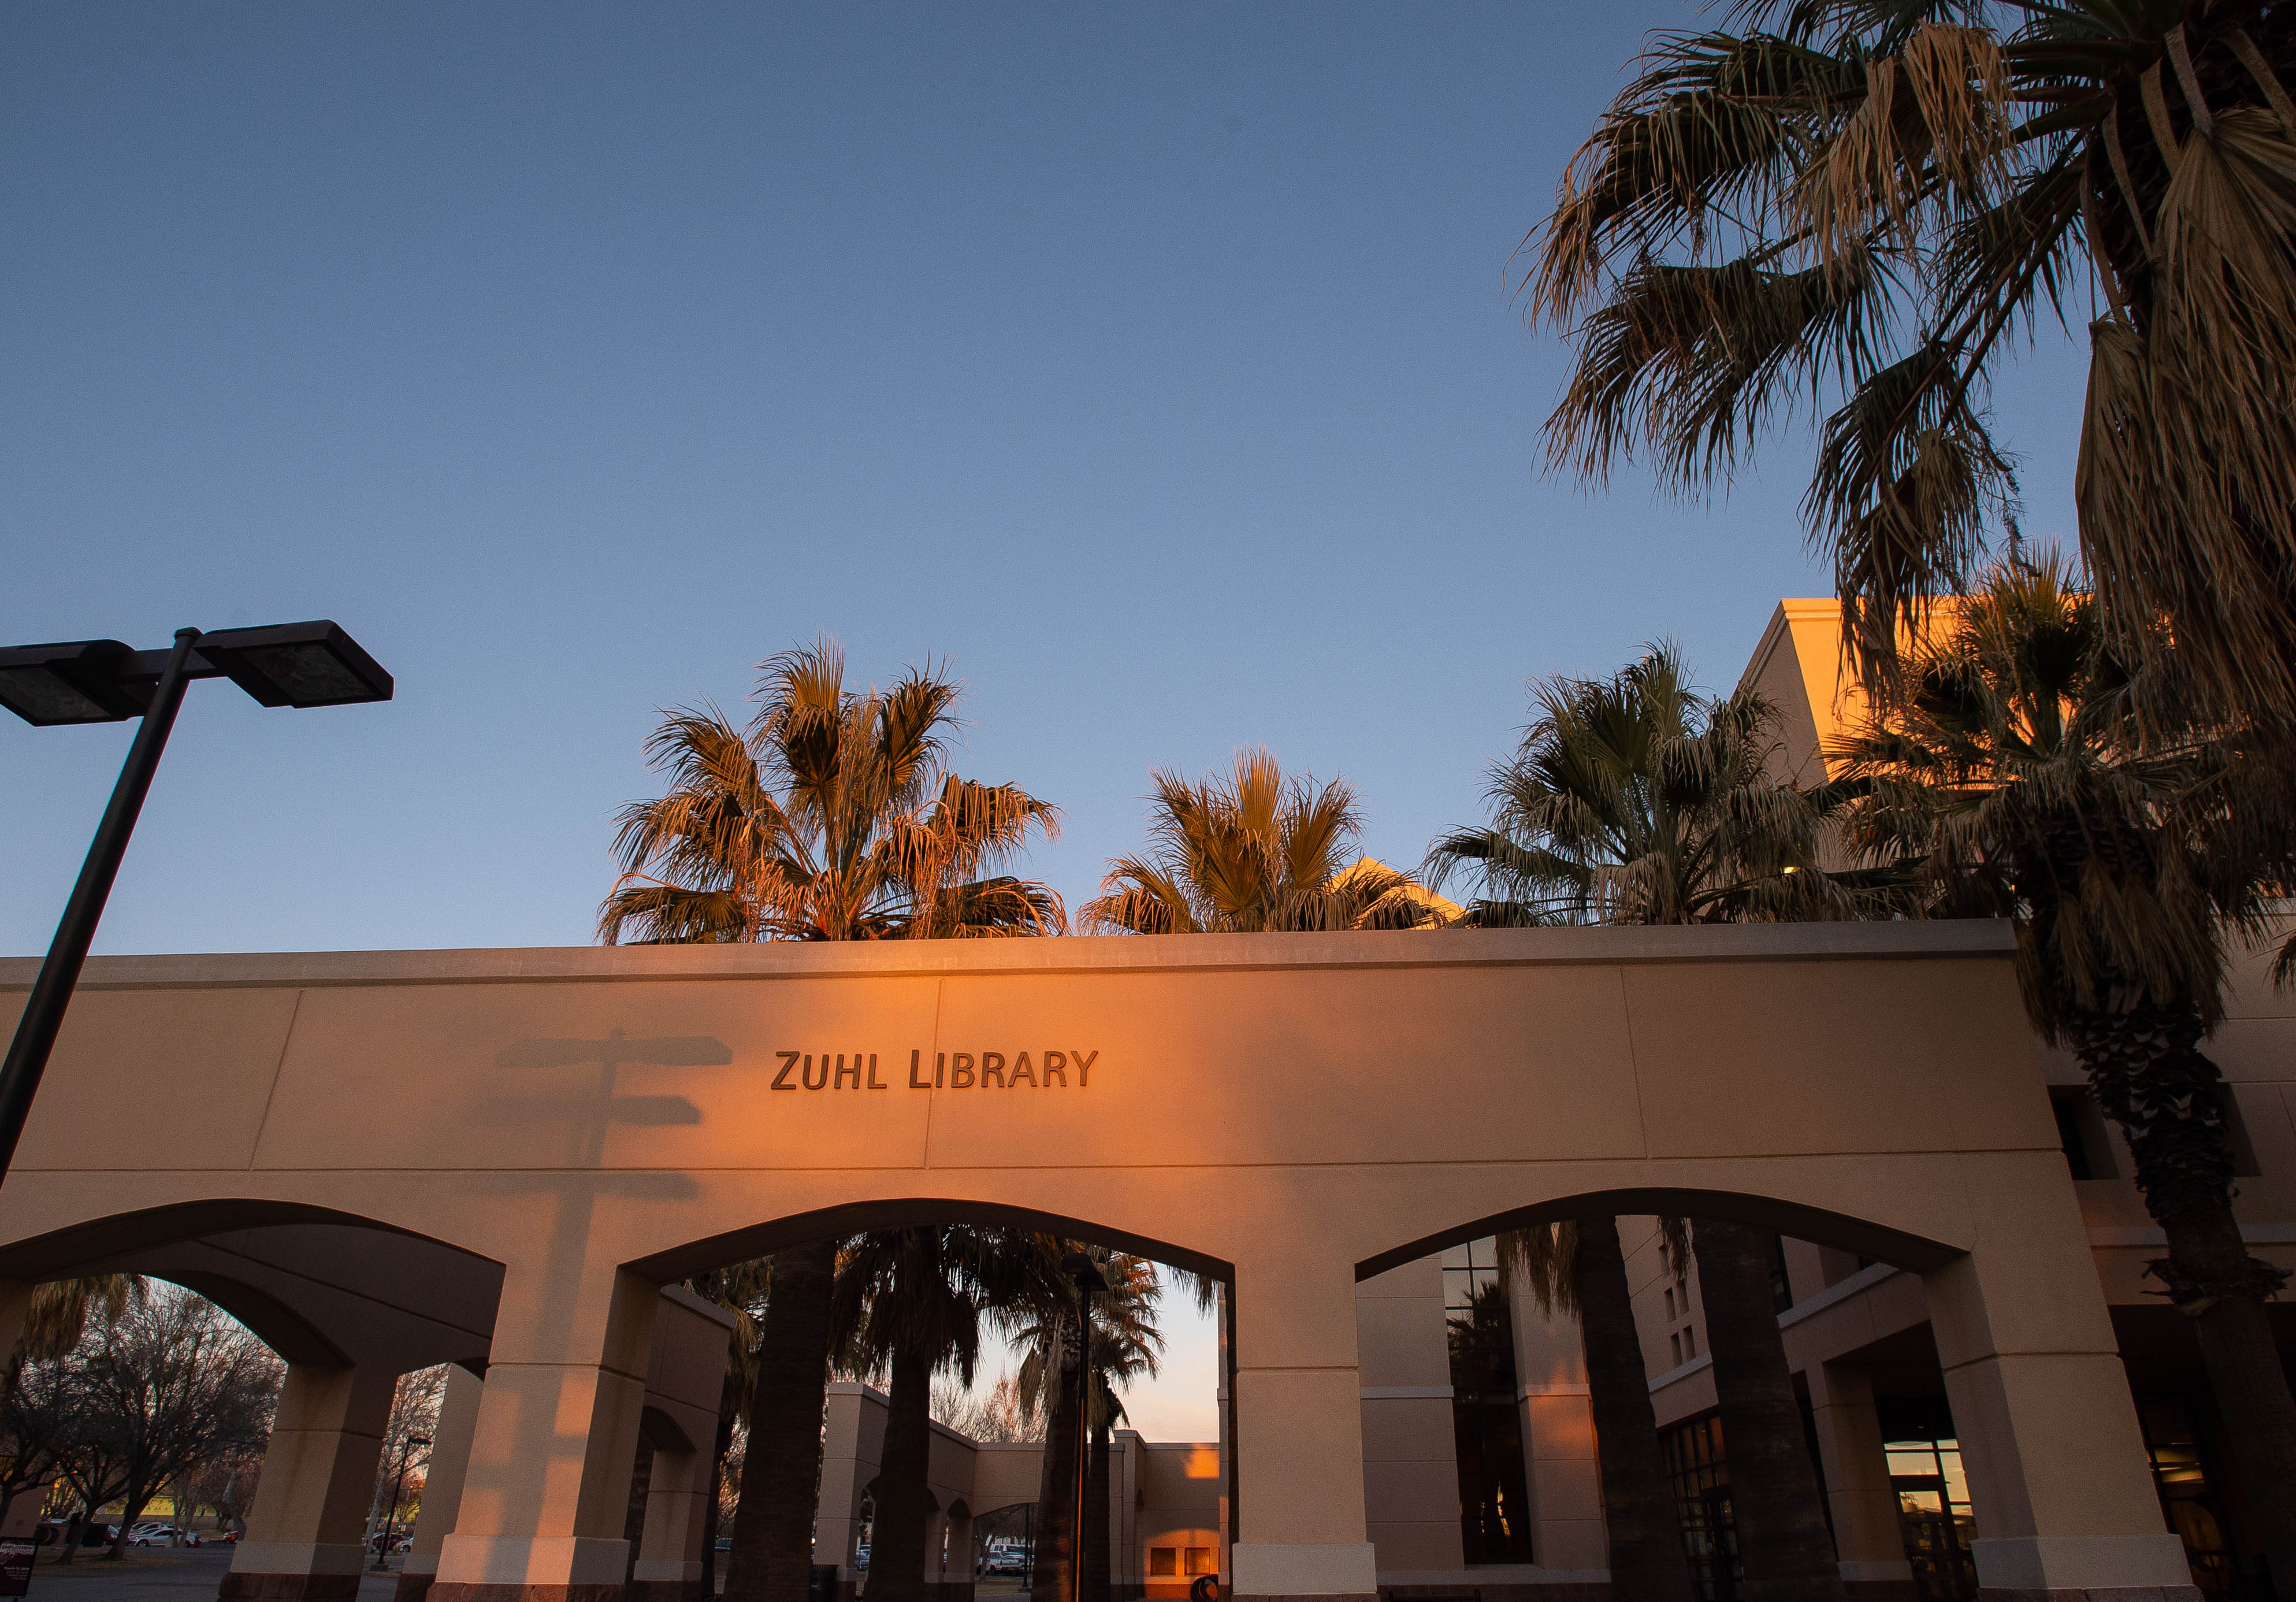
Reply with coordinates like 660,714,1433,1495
466,1029,724,1333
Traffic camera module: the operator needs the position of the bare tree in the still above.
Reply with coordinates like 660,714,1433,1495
66,1285,281,1560
930,1373,1041,1445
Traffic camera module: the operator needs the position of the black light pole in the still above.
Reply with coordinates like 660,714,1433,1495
0,621,392,1185
1061,1252,1108,1602
373,1433,431,1571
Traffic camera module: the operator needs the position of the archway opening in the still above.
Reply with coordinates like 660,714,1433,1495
1350,1189,1966,1601
630,1199,1234,1602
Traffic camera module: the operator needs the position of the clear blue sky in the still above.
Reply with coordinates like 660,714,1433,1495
1,0,2101,1441
1,2,2096,957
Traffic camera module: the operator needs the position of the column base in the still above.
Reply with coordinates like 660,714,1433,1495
222,1540,370,1602
393,1576,438,1602
219,1577,364,1602
425,1586,630,1602
1232,1543,1377,1602
1976,1592,2202,1601
1382,1585,1607,1602
626,1559,700,1602
1973,1533,2198,1599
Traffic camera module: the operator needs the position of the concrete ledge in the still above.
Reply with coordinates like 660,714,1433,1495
1381,1585,1609,1602
1233,1544,1378,1598
8,919,2019,993
1975,1589,2202,1602
229,1544,367,1578
219,1576,362,1602
424,1586,627,1602
434,1537,629,1588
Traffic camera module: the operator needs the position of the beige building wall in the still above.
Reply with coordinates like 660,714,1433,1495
0,909,2197,1602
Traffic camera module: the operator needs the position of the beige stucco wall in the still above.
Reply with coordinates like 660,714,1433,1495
0,922,2189,1597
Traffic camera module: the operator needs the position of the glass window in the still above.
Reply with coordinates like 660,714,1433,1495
1183,1549,1214,1578
2138,1395,2239,1596
1877,1399,1977,1601
1660,1415,1737,1602
1444,1237,1535,1565
1149,1549,1176,1578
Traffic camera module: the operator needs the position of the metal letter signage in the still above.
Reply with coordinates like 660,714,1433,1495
767,1048,1101,1089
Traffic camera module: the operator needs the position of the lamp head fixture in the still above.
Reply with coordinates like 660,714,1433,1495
0,622,392,727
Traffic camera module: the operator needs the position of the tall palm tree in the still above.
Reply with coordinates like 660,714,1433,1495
1427,647,1862,1602
1502,1225,1694,1602
1827,552,2296,1590
1076,1257,1163,1602
1004,1246,1179,1602
833,1229,1027,1602
1528,0,2296,737
601,638,1063,944
683,1260,773,1601
605,640,1064,1602
1082,748,1432,933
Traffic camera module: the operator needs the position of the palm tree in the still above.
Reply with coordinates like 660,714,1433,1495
605,639,1064,1602
1528,0,2296,737
601,638,1063,944
682,1260,773,1601
1827,552,2296,1590
1076,1257,1163,1602
1427,646,1860,1602
1082,748,1433,933
1502,1225,1693,1602
727,1242,842,1602
833,1229,1027,1602
1003,1246,1183,1602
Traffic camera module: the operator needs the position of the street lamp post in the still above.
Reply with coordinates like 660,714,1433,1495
0,622,392,1185
373,1433,432,1572
1061,1252,1108,1602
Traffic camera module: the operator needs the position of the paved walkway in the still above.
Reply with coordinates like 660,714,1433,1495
24,1548,403,1602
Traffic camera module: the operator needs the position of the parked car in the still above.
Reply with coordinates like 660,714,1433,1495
128,1524,180,1547
36,1522,117,1548
982,1552,1028,1576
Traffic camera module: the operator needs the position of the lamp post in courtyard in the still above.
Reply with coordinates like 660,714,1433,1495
1061,1251,1108,1602
373,1432,431,1571
0,622,393,1185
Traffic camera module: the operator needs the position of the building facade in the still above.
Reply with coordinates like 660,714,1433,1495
0,621,2246,1602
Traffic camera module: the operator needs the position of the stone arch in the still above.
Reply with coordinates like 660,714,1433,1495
1353,1184,1961,1282
625,1197,1230,1288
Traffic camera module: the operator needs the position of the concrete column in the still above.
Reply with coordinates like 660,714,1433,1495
432,1264,659,1602
1804,1362,1915,1599
397,1365,485,1602
632,1434,706,1602
1920,1159,2196,1600
817,1384,883,1592
1229,1246,1373,1602
224,1361,399,1602
1353,1259,1460,1577
1507,1295,1606,1578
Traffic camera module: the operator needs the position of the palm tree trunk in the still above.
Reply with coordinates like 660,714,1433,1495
1028,1322,1080,1602
1084,1412,1110,1602
867,1343,936,1602
1691,1221,1842,1602
727,1239,839,1602
2070,1001,2296,1595
1571,1217,1696,1602
700,1375,742,1599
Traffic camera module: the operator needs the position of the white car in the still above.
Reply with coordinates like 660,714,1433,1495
128,1525,181,1547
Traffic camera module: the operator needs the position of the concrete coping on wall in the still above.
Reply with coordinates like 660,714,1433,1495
1,919,2018,992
